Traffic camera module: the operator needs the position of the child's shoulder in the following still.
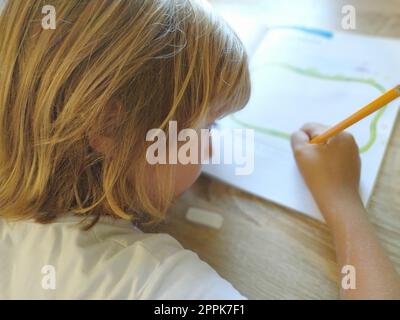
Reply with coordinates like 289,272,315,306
0,215,244,299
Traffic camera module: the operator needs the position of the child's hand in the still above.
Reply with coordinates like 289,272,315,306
292,124,400,300
291,123,362,216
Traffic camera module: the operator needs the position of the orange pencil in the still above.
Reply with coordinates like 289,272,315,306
311,85,400,144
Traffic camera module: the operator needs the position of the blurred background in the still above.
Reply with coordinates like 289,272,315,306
210,0,400,42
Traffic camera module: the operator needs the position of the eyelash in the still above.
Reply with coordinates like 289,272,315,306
208,121,218,129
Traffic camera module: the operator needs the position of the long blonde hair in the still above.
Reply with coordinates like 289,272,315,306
0,0,250,227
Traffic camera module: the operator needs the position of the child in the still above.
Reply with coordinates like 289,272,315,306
0,0,398,299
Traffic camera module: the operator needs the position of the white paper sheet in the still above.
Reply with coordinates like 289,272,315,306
203,28,400,221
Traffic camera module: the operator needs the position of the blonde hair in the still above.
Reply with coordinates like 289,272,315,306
0,0,250,227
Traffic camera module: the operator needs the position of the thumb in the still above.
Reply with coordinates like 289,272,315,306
301,122,329,139
290,129,310,152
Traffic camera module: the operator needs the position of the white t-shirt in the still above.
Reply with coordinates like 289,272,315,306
0,214,245,299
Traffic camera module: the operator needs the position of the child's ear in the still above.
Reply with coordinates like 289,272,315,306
89,99,124,155
88,134,114,156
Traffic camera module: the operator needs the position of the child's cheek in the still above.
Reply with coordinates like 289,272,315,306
174,163,202,197
173,127,213,197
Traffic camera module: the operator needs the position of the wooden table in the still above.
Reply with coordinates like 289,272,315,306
158,0,400,299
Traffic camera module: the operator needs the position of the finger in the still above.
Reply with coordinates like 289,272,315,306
291,129,310,151
301,122,329,139
336,130,355,141
332,130,358,146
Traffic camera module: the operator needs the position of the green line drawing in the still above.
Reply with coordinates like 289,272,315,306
230,62,387,153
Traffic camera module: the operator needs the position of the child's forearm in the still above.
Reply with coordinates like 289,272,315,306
291,124,400,299
320,197,400,300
